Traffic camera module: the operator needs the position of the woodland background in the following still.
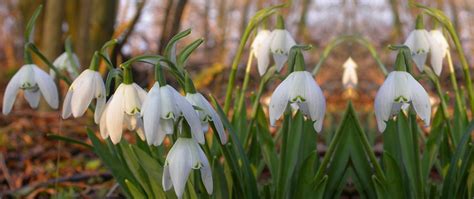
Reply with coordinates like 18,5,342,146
0,0,473,197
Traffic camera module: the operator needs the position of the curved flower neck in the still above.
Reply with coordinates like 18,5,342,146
415,15,424,30
88,51,100,71
293,50,306,72
185,73,197,94
122,66,134,84
179,120,194,139
276,15,285,30
394,50,408,72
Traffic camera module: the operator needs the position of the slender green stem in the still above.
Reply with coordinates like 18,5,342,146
224,24,254,114
155,64,166,86
89,51,100,71
446,28,474,115
184,73,196,94
23,44,33,64
236,50,254,114
446,50,466,115
123,66,133,84
223,5,284,113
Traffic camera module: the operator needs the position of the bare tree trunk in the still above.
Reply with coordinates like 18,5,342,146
89,0,118,61
157,0,189,54
41,0,65,60
297,0,311,42
65,0,81,54
389,0,404,41
76,0,92,65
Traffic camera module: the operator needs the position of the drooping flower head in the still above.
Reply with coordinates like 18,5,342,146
3,64,58,115
251,29,272,76
141,82,204,146
342,57,358,89
269,50,326,132
404,15,432,72
162,138,212,198
99,67,147,144
62,53,106,123
184,76,227,144
374,52,431,132
50,52,80,79
270,15,296,72
429,29,449,76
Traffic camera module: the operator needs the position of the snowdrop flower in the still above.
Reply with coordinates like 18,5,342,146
50,52,80,78
99,83,147,144
342,57,358,89
251,29,272,76
404,16,431,72
269,71,326,132
374,71,431,132
3,64,58,115
162,138,212,198
429,29,449,76
141,82,204,146
270,16,296,72
186,92,227,144
62,69,106,124
404,29,431,71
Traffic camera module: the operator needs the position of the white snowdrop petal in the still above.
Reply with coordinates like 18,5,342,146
93,72,106,124
273,54,288,72
143,84,162,145
123,84,143,115
32,65,59,109
168,141,193,198
270,30,296,72
160,86,178,119
24,90,40,109
162,165,172,191
197,145,213,194
374,72,397,132
62,89,73,119
412,53,428,72
269,73,293,126
303,72,326,132
284,30,296,51
105,93,125,144
172,89,205,144
134,116,146,141
252,30,272,76
160,118,174,135
199,94,227,144
408,76,431,126
94,96,106,124
2,66,24,115
70,74,94,117
99,98,112,139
